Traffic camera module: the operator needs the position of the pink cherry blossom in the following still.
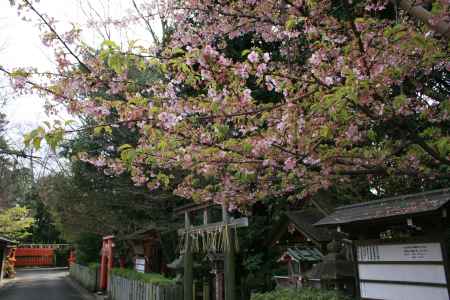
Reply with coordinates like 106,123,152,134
247,51,259,63
284,157,297,171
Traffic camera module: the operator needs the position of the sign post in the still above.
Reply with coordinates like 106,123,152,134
356,239,450,300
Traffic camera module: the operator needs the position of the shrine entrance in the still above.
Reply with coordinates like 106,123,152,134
175,202,248,300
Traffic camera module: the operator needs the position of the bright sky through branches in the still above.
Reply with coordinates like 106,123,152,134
0,0,155,145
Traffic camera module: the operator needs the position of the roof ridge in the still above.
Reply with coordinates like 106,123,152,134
335,188,450,211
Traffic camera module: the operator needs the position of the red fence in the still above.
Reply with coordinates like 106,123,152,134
14,248,54,267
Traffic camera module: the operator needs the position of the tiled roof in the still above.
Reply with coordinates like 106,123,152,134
285,209,333,243
315,188,450,227
119,226,160,240
281,246,323,262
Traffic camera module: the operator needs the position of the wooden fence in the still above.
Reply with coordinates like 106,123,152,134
69,263,99,292
108,273,183,300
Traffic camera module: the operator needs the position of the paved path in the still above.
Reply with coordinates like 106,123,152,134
0,268,90,300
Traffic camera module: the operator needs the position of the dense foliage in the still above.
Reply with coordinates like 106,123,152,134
0,112,34,209
0,206,35,241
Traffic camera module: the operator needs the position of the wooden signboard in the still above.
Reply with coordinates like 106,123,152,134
135,257,146,273
356,240,450,300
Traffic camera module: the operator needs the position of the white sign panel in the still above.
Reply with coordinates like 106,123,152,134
135,258,146,273
357,243,443,262
357,242,449,300
358,264,447,284
360,281,449,300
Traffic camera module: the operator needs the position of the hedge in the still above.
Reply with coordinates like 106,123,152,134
251,288,350,300
110,268,175,286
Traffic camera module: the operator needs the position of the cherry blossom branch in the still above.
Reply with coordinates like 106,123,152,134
174,5,279,26
132,0,160,46
347,95,450,166
0,149,41,160
23,0,91,72
0,66,71,101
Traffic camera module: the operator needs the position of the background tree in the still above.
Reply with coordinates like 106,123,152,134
0,206,35,241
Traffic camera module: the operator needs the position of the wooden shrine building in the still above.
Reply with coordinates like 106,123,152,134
120,226,166,274
315,188,450,300
269,209,333,251
267,209,333,288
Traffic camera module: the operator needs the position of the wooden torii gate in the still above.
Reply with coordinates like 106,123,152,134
176,203,248,300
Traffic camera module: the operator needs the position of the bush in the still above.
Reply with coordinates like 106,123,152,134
110,268,175,286
88,262,100,270
251,288,350,300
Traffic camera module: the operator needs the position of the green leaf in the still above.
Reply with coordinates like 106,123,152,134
157,173,170,188
108,53,127,74
118,144,133,152
285,17,297,30
242,142,253,153
393,94,407,110
33,137,42,150
367,129,377,141
241,49,251,57
320,125,333,139
102,40,119,49
436,138,450,156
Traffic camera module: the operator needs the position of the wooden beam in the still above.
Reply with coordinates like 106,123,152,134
177,218,249,235
174,202,215,215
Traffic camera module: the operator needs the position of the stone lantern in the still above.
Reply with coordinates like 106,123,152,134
304,240,355,295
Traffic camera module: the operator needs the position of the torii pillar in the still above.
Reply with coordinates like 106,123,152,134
99,235,115,290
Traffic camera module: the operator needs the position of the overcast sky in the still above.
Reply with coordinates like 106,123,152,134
0,0,153,146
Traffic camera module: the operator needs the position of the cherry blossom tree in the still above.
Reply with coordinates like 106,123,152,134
4,0,450,209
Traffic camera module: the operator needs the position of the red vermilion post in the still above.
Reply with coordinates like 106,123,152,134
68,249,76,266
99,235,115,290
